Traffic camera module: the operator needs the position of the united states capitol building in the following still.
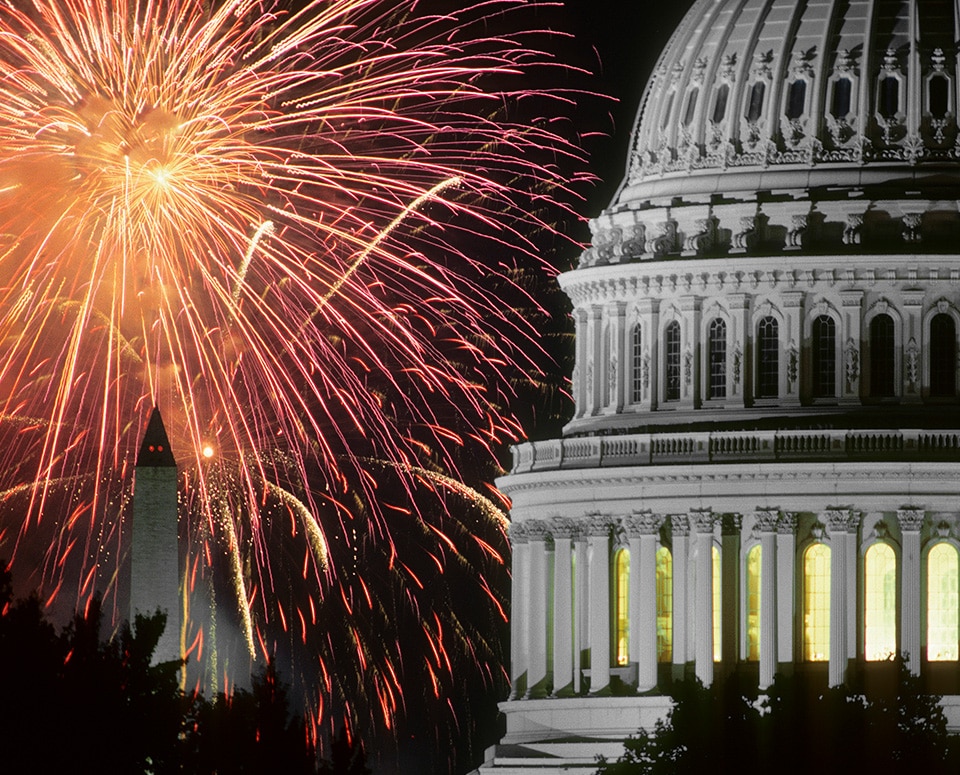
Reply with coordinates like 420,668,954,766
479,0,960,770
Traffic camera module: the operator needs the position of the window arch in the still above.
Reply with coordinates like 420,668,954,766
930,313,956,397
812,315,837,398
927,542,958,661
712,546,722,662
785,79,807,119
756,316,779,398
870,314,896,397
864,542,896,661
614,548,630,666
803,543,830,662
631,324,643,403
656,547,673,662
664,320,681,401
745,544,761,661
708,318,727,399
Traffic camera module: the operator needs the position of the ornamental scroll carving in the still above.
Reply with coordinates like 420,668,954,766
549,516,578,540
906,338,919,390
777,512,798,535
844,338,860,390
508,521,529,545
689,508,715,533
623,510,664,537
669,514,691,537
896,508,925,532
585,512,613,537
754,508,780,532
824,508,859,533
524,519,552,543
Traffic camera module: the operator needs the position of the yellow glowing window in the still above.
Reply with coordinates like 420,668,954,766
615,549,630,666
746,544,761,661
803,543,830,662
656,547,672,663
928,542,959,661
712,546,721,662
864,542,896,661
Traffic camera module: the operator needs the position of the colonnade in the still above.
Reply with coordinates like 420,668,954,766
508,507,929,699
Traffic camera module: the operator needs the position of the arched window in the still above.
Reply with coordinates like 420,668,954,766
630,324,643,403
786,80,806,119
927,542,958,661
812,315,837,398
664,321,681,401
660,91,676,130
712,546,722,662
746,544,761,661
656,547,673,662
745,81,765,122
708,318,727,399
929,74,949,118
614,549,630,666
864,542,896,661
831,77,852,117
803,543,830,662
683,88,699,126
930,313,956,397
712,83,730,124
756,316,779,398
870,314,896,397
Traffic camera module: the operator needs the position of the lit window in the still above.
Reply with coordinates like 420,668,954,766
930,313,956,397
870,314,895,397
803,543,830,662
708,318,726,399
786,80,806,120
812,315,836,398
656,547,673,662
615,549,630,666
756,316,779,398
746,544,761,661
712,546,721,662
927,542,958,661
665,321,681,401
631,324,643,403
864,542,897,661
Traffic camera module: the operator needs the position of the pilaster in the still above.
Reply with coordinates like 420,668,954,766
840,290,864,404
691,508,715,686
898,507,925,674
756,508,779,688
776,513,798,669
638,298,660,410
727,293,750,408
606,302,628,413
671,514,690,680
825,508,858,686
679,296,702,410
781,292,804,407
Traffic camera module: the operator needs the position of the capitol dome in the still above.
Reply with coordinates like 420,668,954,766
479,1,960,772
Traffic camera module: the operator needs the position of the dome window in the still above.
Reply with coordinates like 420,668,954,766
929,313,956,397
630,324,643,403
830,77,852,118
745,81,765,123
660,90,676,130
928,73,950,118
869,314,896,397
711,83,730,124
756,316,779,398
812,315,837,398
683,87,699,126
878,76,900,119
708,318,727,399
785,79,806,120
664,320,681,401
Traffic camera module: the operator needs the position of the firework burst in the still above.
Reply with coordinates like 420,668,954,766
0,0,587,759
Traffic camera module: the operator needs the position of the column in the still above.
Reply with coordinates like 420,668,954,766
691,508,715,686
720,514,741,674
573,527,589,694
898,507,925,674
551,517,576,696
781,292,804,407
525,520,551,698
825,508,856,687
627,511,663,692
777,513,798,671
756,509,780,689
840,290,864,404
508,521,529,699
671,515,690,681
587,513,612,694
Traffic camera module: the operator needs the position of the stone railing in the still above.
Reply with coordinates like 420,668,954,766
510,428,960,473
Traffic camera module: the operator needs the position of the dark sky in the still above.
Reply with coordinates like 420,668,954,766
561,0,697,215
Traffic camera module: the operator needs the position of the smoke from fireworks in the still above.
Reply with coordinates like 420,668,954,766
0,0,587,757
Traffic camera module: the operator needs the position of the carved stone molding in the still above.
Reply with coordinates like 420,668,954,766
754,508,780,532
509,521,529,544
624,510,664,537
823,508,859,533
689,507,715,533
585,512,613,537
525,519,552,542
549,516,578,539
777,512,799,535
897,508,925,532
670,513,691,536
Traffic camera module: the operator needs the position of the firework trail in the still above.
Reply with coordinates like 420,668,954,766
0,0,587,756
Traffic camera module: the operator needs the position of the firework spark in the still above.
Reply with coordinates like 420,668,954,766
0,0,586,758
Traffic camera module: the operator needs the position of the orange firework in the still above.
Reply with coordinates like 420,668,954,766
0,0,586,759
